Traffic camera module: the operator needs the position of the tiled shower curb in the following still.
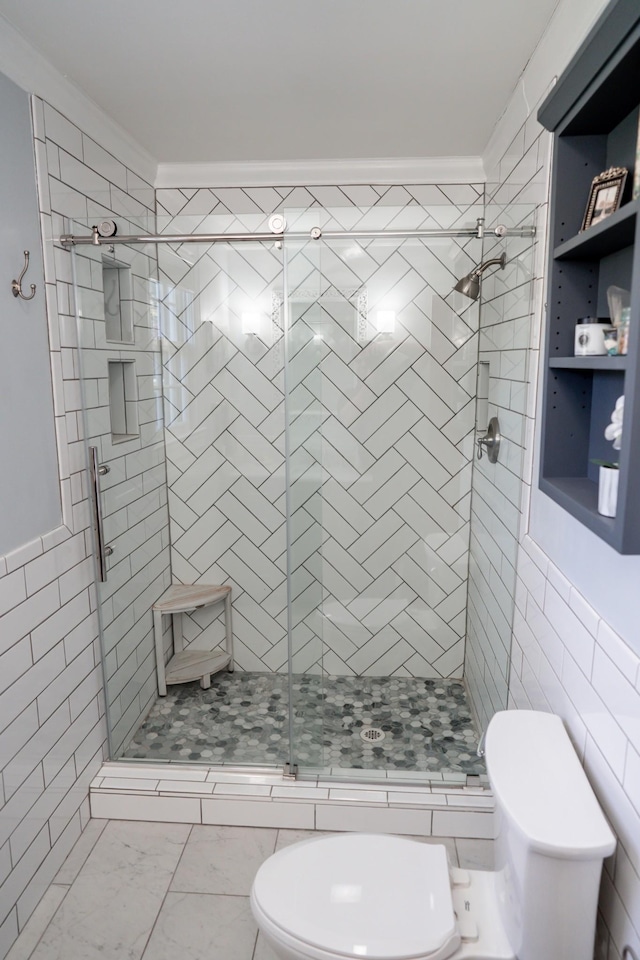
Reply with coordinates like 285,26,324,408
90,763,495,838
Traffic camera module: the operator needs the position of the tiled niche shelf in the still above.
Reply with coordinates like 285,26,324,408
108,359,139,443
103,258,134,344
538,0,640,553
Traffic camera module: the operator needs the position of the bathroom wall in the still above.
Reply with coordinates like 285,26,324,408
465,210,539,728
0,80,160,958
0,72,60,556
156,185,482,678
479,0,640,957
35,101,171,757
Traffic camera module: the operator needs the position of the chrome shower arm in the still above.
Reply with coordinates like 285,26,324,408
472,252,507,278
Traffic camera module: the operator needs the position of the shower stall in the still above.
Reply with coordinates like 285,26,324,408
66,191,535,785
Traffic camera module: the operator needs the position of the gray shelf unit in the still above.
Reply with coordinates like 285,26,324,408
537,0,640,554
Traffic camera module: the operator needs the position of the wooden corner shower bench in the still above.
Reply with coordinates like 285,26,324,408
153,584,234,696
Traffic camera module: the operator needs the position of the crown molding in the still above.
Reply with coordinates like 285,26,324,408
155,156,486,189
0,14,157,185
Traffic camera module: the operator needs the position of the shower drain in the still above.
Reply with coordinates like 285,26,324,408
360,726,386,743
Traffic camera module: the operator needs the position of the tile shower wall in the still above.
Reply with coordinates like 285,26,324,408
0,91,161,958
478,18,640,957
71,238,171,756
45,131,171,757
465,226,537,727
465,116,545,732
156,185,483,678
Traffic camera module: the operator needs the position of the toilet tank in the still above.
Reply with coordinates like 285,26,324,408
485,711,615,960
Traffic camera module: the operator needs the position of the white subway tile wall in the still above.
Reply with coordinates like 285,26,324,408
42,101,171,756
155,186,484,678
511,537,640,960
476,81,640,960
0,95,158,959
465,100,545,733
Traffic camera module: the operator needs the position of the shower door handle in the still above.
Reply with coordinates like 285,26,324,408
89,445,113,582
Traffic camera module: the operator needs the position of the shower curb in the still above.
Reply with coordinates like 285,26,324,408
89,762,495,839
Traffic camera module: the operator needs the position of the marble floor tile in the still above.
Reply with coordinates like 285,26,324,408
53,819,108,885
17,822,491,960
141,893,257,960
253,932,279,960
30,821,190,960
274,829,332,851
6,885,67,960
455,837,494,870
171,825,277,896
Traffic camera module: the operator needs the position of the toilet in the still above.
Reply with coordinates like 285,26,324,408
250,711,615,960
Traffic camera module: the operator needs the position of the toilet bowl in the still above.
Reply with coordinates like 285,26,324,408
251,832,513,960
250,711,616,960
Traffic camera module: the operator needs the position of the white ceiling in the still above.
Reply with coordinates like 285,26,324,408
0,0,561,164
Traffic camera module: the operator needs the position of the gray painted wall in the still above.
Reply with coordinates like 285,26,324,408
0,72,60,553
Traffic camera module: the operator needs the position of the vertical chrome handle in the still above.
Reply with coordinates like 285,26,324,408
89,446,112,582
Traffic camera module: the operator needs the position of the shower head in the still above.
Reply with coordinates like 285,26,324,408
454,251,507,301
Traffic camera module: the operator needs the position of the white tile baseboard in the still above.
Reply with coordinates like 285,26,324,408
90,763,495,838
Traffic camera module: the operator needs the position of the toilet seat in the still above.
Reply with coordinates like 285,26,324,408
251,834,461,960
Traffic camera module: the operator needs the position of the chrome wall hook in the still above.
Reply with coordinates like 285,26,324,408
11,250,36,301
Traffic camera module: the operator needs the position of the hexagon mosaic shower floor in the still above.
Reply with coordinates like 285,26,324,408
124,673,485,774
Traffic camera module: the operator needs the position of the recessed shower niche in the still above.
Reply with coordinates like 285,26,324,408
107,359,139,443
102,257,134,343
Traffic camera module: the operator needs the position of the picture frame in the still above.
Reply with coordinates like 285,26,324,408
634,112,640,200
581,166,628,231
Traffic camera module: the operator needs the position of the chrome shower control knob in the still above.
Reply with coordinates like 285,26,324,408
476,417,501,463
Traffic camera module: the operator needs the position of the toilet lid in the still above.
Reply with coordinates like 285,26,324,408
252,834,459,960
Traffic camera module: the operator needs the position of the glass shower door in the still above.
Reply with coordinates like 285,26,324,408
283,202,486,778
71,233,171,758
282,230,328,771
155,230,291,767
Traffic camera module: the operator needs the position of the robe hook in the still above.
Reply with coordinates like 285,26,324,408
11,250,36,301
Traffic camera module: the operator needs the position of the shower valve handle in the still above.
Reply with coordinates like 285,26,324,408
476,417,501,464
476,436,491,459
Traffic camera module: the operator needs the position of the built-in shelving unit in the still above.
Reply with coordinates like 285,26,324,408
538,0,640,553
553,198,638,261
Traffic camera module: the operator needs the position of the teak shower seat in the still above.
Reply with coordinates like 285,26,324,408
153,584,234,696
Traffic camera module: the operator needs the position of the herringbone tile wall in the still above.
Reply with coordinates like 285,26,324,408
156,184,484,678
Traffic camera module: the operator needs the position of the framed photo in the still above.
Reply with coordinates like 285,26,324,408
581,166,628,231
634,113,640,200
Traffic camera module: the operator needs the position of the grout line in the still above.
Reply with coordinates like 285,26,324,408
139,823,193,960
8,882,72,960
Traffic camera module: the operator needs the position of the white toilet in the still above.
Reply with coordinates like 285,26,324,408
251,711,615,960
